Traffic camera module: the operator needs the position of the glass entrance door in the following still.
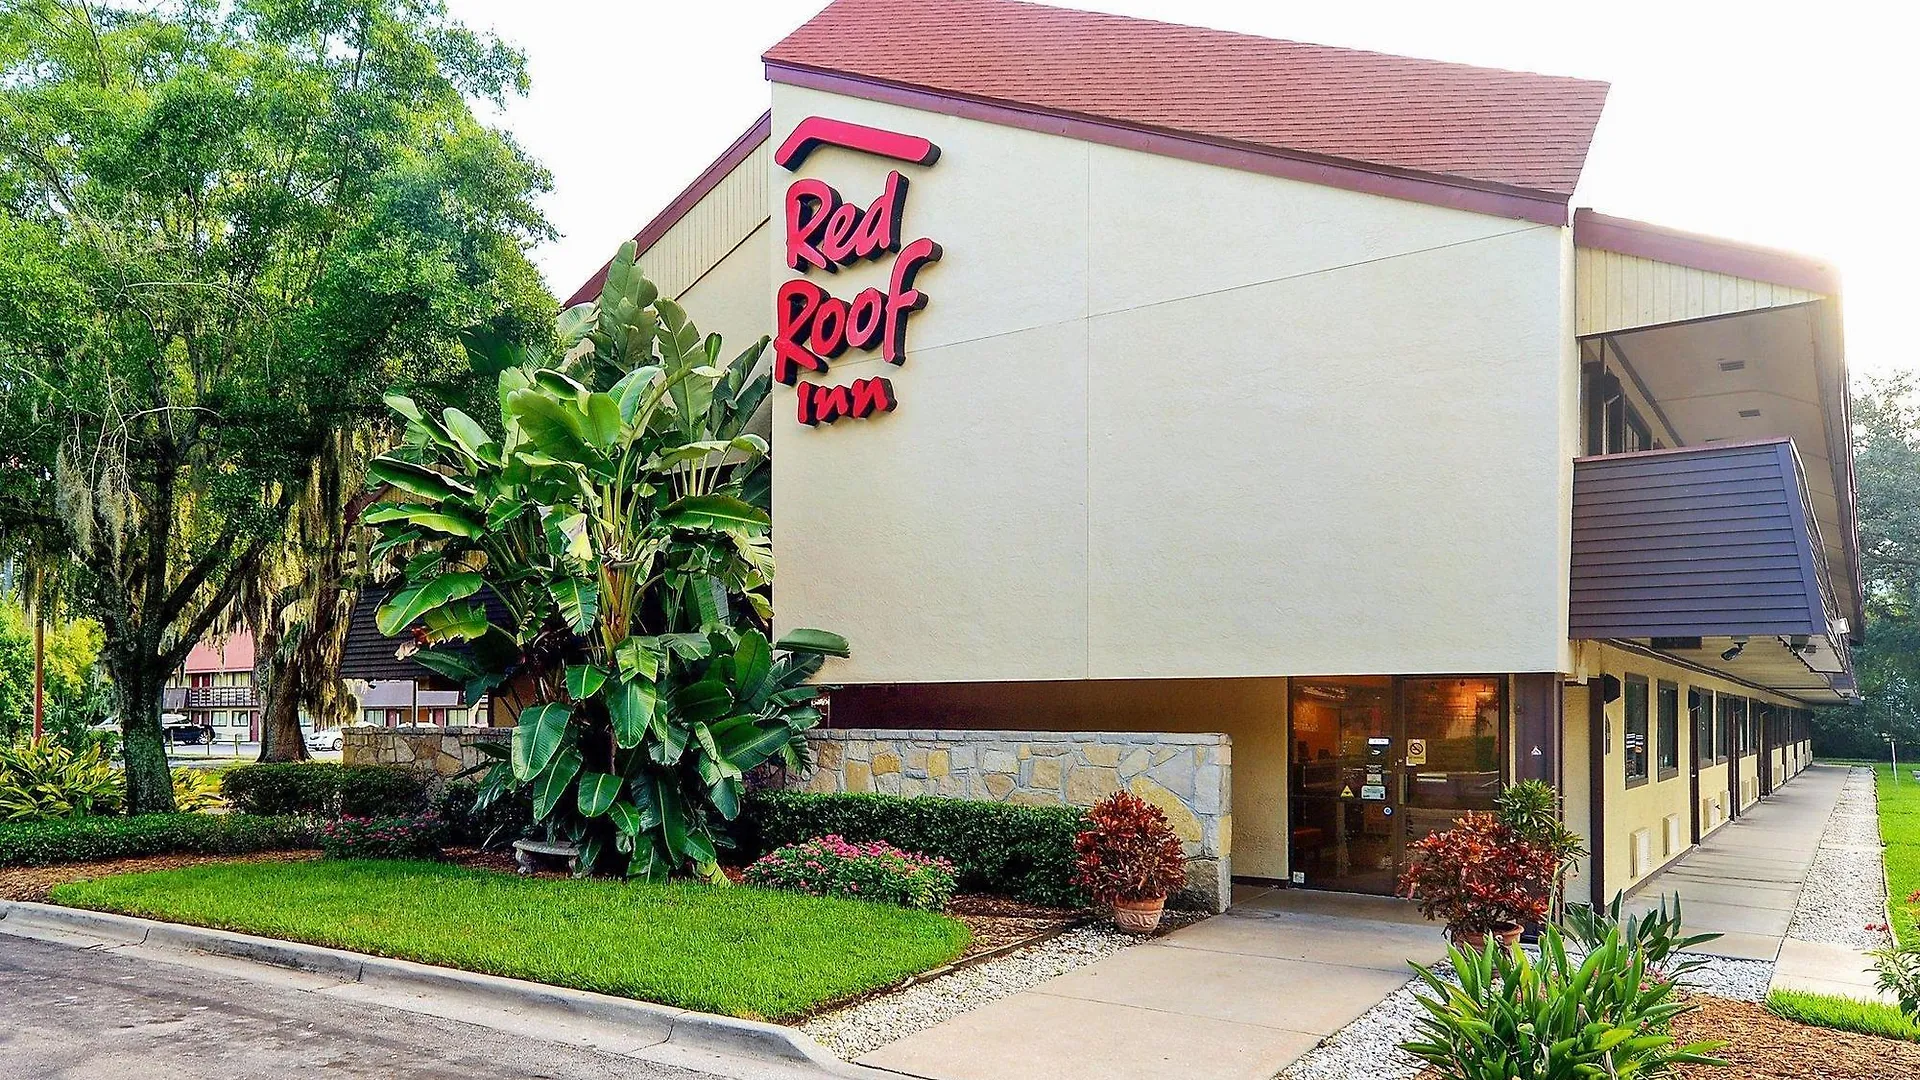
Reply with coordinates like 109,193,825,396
1288,676,1504,894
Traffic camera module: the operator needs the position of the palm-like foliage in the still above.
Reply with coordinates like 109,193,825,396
363,243,843,879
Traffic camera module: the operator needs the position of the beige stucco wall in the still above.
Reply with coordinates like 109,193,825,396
768,83,1576,686
829,678,1291,880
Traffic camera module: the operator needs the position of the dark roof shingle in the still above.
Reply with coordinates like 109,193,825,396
764,0,1609,196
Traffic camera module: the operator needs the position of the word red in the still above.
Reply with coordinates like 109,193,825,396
797,376,897,425
786,171,908,272
774,237,940,384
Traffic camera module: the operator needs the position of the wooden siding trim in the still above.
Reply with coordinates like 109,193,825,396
1574,245,1823,337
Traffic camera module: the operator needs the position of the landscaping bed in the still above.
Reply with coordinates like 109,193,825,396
1672,995,1920,1079
47,858,970,1021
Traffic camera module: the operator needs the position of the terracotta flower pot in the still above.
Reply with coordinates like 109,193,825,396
1452,923,1524,952
1112,895,1167,935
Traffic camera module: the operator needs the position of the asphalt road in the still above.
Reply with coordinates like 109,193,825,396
0,935,712,1080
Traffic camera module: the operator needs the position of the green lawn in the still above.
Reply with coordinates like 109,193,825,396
1767,989,1920,1042
50,860,970,1020
1860,761,1920,946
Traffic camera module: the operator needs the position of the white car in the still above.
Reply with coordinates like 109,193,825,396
305,727,345,752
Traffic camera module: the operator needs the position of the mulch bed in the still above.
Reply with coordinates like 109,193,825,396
0,851,320,903
1673,996,1920,1080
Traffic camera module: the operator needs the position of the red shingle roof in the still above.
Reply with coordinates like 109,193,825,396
765,0,1608,197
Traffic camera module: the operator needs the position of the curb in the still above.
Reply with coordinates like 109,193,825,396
0,901,863,1076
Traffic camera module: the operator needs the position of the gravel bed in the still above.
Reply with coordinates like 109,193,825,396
1677,955,1775,1002
1786,766,1892,950
799,923,1144,1060
1278,973,1434,1080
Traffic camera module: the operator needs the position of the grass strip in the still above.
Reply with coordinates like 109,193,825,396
1766,989,1920,1042
51,858,969,1021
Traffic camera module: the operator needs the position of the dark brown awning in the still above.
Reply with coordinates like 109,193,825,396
1570,439,1855,702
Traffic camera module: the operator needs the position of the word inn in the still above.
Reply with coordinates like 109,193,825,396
773,117,943,426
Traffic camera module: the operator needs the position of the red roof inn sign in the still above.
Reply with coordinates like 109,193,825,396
775,117,943,427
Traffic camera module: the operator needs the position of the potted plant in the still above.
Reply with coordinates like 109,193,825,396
1398,810,1561,950
1073,791,1189,934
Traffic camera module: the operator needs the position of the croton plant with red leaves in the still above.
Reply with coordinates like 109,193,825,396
1397,811,1562,937
1073,791,1190,905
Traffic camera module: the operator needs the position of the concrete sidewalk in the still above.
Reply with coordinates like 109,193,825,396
1625,764,1845,961
859,889,1446,1080
1626,764,1894,1004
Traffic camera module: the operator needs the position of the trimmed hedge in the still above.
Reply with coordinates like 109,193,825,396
435,780,534,849
222,763,428,818
736,791,1087,907
0,813,318,868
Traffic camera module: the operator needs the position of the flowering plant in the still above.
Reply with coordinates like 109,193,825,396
317,813,446,861
743,835,957,911
1072,791,1188,905
1398,811,1561,938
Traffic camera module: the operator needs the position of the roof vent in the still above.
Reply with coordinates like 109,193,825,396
1718,359,1747,372
1739,409,1762,418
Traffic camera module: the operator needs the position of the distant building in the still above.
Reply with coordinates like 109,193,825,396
163,634,260,740
349,679,486,727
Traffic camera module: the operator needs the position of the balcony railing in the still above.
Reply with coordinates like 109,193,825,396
180,686,258,710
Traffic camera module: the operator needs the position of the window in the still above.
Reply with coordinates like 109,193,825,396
1729,696,1750,755
1657,682,1680,779
1692,688,1716,763
1623,676,1650,786
1583,366,1657,455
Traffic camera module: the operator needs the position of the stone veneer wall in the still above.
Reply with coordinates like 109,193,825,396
342,726,508,777
794,729,1231,911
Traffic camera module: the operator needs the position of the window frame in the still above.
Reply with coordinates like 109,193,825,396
1623,674,1651,788
1656,681,1681,780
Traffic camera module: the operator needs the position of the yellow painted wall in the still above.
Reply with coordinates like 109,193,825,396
830,678,1290,879
1562,683,1593,898
1579,644,1810,899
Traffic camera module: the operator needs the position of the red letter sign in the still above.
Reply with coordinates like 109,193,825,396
776,117,943,423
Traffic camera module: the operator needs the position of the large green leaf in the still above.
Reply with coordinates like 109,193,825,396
511,703,570,781
774,628,851,658
376,573,484,636
614,637,661,681
443,408,500,464
608,798,642,840
367,457,474,503
656,781,688,858
533,747,582,820
715,721,793,775
566,664,607,702
611,365,664,424
576,772,621,817
661,494,770,535
650,715,690,765
675,678,734,722
581,392,622,447
507,388,592,462
549,576,600,634
608,677,656,749
420,599,489,642
732,631,774,711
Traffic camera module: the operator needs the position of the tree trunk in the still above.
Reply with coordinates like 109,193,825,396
115,660,177,814
257,661,309,762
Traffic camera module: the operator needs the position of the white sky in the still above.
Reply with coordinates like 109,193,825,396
448,0,1914,380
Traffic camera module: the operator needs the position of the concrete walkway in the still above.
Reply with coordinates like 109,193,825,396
1626,764,1845,961
1626,763,1893,1003
859,889,1446,1080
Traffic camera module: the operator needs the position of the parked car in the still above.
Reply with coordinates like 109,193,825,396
305,726,345,752
162,720,211,745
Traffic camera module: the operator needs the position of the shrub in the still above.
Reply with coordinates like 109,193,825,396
0,813,317,867
738,790,1086,907
744,835,957,910
222,762,428,818
436,779,534,848
316,814,447,860
1562,892,1720,983
1073,791,1187,905
170,768,227,813
1403,923,1727,1079
1398,811,1563,939
0,738,124,820
1870,940,1920,1021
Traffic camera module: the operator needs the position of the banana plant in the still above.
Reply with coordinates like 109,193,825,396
361,243,844,880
